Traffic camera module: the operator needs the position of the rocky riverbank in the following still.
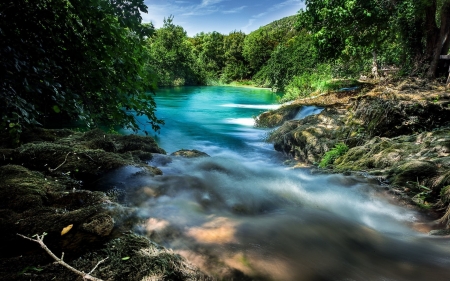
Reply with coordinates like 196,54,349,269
257,78,450,230
0,128,211,280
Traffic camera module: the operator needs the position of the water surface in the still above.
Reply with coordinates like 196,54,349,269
115,86,450,281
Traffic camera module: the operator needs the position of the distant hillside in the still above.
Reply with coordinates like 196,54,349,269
248,15,299,43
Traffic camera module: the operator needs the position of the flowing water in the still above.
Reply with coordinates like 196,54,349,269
114,86,450,281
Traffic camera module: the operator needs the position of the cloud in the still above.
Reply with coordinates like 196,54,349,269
222,5,246,14
180,0,227,16
253,12,267,18
269,0,302,11
241,19,256,32
200,0,225,7
249,0,301,20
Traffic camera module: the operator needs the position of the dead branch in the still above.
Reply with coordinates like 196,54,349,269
48,152,72,172
17,233,107,281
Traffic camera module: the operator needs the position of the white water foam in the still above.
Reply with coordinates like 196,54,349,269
223,118,255,126
98,154,450,281
220,103,281,110
294,106,324,120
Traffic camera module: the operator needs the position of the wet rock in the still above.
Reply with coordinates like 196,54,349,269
429,229,450,236
255,105,301,128
68,233,211,281
171,149,210,158
0,129,210,280
391,160,437,185
81,213,114,237
269,107,346,163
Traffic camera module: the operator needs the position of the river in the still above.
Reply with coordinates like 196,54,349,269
115,86,450,280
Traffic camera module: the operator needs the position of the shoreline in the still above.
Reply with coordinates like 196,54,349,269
2,78,450,279
256,78,450,229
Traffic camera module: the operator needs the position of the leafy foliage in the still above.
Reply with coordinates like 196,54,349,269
253,31,318,91
221,31,250,83
0,0,163,138
319,143,349,168
282,64,333,102
192,31,226,81
147,16,203,86
300,0,450,77
243,15,299,76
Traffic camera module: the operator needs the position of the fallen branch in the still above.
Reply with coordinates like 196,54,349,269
17,233,107,281
48,152,72,172
82,153,95,162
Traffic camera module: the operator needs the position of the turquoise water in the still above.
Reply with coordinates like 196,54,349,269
134,86,280,156
113,86,450,280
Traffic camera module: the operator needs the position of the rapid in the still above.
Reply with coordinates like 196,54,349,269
112,86,450,281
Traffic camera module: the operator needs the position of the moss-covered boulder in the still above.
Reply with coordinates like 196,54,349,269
171,149,210,158
391,160,437,185
269,108,346,163
255,105,301,128
0,129,166,184
0,165,122,258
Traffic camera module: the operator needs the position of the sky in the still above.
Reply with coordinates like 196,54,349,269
142,0,305,37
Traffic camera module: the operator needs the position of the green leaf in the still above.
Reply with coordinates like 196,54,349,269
122,256,130,260
52,105,61,113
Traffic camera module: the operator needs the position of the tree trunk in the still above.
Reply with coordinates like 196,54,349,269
372,51,379,79
425,0,438,60
427,2,450,78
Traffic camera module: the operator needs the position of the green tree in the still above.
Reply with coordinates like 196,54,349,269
147,16,202,86
221,31,249,82
300,0,394,78
191,31,225,80
1,0,162,137
243,15,299,75
253,31,318,91
300,0,450,78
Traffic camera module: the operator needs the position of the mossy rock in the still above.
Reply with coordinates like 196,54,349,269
171,149,210,158
255,105,301,128
67,234,211,281
269,108,345,163
11,142,132,183
390,160,437,185
21,128,74,144
0,165,62,212
111,134,166,155
0,165,119,258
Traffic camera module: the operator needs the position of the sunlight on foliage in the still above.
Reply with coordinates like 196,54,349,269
319,143,349,168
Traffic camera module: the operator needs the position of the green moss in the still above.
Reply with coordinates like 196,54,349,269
440,185,450,204
319,143,349,168
72,234,210,281
255,105,301,128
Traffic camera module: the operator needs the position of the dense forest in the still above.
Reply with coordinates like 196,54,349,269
2,0,450,136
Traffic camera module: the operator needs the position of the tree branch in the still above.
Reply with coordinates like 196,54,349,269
48,152,72,172
17,233,107,281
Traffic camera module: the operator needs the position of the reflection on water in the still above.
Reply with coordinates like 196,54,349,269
113,87,450,280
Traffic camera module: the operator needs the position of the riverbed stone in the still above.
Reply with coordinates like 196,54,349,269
171,149,210,158
262,80,450,224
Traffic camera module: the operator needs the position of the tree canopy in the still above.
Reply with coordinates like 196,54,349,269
300,0,450,77
1,0,163,138
3,0,450,137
